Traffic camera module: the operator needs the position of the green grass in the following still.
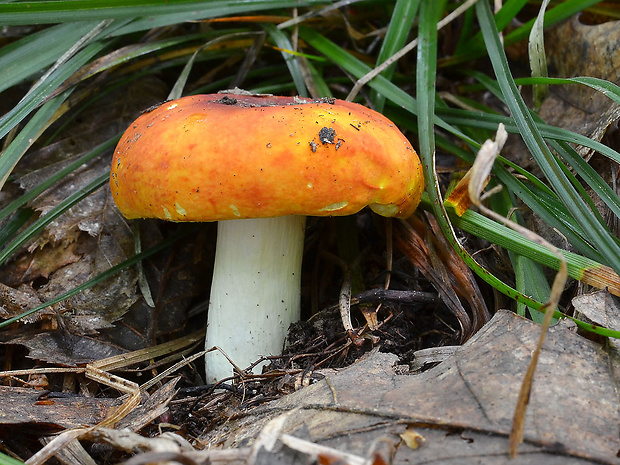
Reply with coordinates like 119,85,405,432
0,1,619,338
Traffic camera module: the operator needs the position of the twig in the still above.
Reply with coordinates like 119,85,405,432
326,288,439,312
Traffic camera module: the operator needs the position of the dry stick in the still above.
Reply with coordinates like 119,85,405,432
339,266,354,334
385,218,393,291
468,124,568,457
346,0,479,102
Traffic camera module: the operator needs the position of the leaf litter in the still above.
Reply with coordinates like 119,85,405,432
0,6,619,465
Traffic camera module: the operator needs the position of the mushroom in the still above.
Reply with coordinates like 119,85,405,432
110,92,423,383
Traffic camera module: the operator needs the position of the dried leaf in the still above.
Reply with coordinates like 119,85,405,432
444,169,488,217
0,78,173,353
572,290,620,352
543,16,620,152
203,311,619,463
11,331,126,366
0,385,118,430
395,214,491,338
0,282,43,322
399,429,425,450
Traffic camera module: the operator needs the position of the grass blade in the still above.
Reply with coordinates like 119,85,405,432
298,26,478,146
370,0,420,111
0,172,109,267
0,1,329,25
476,0,620,276
416,0,536,314
0,22,99,94
263,23,308,97
0,93,71,191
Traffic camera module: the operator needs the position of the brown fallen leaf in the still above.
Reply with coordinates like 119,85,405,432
543,15,620,155
572,289,620,353
0,385,118,431
201,310,619,464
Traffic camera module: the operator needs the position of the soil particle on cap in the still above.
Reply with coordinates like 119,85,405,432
141,102,165,114
215,96,238,105
318,127,336,144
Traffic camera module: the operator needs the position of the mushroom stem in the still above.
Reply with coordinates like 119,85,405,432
205,215,306,383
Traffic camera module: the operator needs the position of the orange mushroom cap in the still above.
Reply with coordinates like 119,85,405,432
110,93,423,221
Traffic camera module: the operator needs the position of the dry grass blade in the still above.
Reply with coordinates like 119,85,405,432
25,429,87,465
0,366,83,378
280,434,367,465
276,0,364,30
139,350,205,391
40,436,97,465
467,123,569,457
395,216,472,338
395,211,491,340
25,368,143,465
21,20,112,106
88,330,204,372
23,333,203,464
